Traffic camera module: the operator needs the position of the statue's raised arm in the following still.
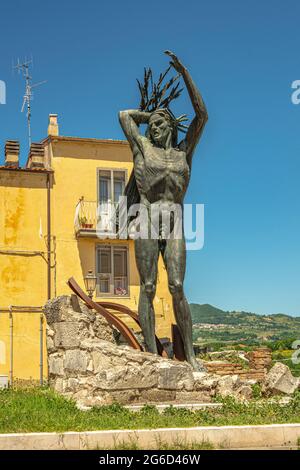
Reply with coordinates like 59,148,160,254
118,109,151,156
165,50,208,167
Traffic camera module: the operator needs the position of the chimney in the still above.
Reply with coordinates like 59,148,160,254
47,114,59,136
28,143,45,169
5,140,20,168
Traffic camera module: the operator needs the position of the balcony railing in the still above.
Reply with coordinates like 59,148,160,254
74,199,120,236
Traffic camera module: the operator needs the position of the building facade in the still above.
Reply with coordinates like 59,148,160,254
0,115,175,382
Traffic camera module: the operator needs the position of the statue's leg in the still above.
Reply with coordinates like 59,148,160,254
162,238,204,371
134,238,159,354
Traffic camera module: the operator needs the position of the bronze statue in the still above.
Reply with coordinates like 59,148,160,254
119,51,208,370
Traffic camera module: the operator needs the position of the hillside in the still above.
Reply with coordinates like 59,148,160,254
190,303,300,347
190,303,300,326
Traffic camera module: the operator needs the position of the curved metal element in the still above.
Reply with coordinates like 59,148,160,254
67,277,143,351
99,301,168,357
98,301,139,321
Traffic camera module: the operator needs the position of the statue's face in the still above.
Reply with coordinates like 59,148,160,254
149,113,172,147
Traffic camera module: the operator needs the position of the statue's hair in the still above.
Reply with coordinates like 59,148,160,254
137,66,188,141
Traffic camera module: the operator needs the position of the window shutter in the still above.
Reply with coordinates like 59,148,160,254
114,249,127,276
99,170,111,203
98,247,111,274
113,171,125,203
113,248,128,295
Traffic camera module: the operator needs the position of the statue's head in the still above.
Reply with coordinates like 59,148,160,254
147,109,178,148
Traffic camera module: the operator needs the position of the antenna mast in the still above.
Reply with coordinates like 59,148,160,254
13,57,46,147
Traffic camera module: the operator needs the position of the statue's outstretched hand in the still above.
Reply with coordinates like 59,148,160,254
164,50,185,73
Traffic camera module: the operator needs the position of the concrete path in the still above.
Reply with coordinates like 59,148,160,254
0,423,299,450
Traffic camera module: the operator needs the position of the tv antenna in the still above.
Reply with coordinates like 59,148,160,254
13,57,47,147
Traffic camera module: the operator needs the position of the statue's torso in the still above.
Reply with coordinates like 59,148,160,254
134,137,190,204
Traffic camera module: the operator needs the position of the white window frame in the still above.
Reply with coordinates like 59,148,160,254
97,168,127,204
97,168,127,235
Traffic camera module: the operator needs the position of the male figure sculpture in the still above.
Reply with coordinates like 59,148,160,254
119,51,208,370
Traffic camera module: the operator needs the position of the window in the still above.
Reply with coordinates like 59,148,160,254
96,245,128,296
98,170,126,233
98,170,125,205
99,171,111,204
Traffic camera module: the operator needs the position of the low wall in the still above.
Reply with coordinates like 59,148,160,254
203,347,272,382
44,296,254,407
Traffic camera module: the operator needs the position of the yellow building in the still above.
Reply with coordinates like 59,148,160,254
0,115,175,383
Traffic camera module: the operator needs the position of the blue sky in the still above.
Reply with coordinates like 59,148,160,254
1,0,300,315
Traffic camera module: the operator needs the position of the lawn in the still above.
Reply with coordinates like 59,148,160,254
1,387,300,433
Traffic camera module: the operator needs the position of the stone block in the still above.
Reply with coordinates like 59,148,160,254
216,374,241,397
72,389,89,400
64,349,88,372
46,335,55,353
140,389,176,402
50,379,64,393
105,389,141,404
49,355,64,376
235,385,253,400
91,350,112,373
175,390,213,402
46,325,55,337
95,365,158,390
66,378,79,392
193,372,219,391
54,322,80,348
44,295,80,324
158,363,194,390
262,362,299,396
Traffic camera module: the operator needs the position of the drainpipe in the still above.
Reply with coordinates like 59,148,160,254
47,172,51,300
9,306,13,387
39,314,44,386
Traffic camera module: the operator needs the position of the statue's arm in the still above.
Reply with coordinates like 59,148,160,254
118,110,151,154
165,51,208,166
182,69,208,164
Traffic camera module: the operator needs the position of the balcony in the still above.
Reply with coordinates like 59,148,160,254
74,199,121,238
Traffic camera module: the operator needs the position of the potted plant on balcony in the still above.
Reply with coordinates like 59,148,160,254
79,216,89,229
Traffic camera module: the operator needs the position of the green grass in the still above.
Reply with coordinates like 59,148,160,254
251,383,263,399
94,438,214,450
1,387,300,434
